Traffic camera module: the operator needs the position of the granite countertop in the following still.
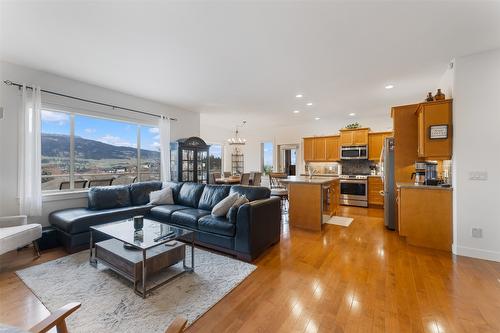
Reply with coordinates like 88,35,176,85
280,176,339,185
397,182,453,191
299,173,339,177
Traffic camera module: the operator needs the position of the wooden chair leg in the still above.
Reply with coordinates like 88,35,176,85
33,240,41,258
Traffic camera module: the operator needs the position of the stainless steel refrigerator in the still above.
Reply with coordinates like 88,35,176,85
380,137,396,230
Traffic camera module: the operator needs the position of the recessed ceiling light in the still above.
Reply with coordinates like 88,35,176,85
385,84,394,90
293,110,300,114
307,102,313,106
314,117,320,120
349,113,356,116
295,94,303,98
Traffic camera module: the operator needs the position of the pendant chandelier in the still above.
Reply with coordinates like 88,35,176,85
227,121,247,146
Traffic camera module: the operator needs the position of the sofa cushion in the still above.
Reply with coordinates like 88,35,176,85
129,181,162,206
149,187,174,205
88,185,131,210
211,192,239,217
171,208,210,229
176,183,205,208
229,185,271,202
50,205,152,234
148,204,190,223
162,181,184,202
198,215,236,237
198,185,231,211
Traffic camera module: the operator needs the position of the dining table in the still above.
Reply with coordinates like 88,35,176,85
214,176,241,185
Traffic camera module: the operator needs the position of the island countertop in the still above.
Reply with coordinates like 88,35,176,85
279,176,339,185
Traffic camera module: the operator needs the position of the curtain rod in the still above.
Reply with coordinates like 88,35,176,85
3,80,177,121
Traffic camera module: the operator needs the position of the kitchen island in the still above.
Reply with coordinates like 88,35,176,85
280,176,340,231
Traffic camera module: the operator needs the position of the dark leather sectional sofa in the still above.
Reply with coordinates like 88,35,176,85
49,181,281,261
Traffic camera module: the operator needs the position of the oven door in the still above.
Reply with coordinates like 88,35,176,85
340,179,368,200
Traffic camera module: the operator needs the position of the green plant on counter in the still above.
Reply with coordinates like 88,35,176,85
345,122,361,129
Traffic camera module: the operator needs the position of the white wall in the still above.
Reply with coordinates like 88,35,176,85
452,48,500,261
201,113,392,175
0,61,200,225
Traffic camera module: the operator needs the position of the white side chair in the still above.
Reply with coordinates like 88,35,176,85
0,215,42,257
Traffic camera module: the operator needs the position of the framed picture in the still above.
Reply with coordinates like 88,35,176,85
429,125,448,139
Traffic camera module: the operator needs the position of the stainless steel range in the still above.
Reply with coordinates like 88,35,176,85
339,175,368,207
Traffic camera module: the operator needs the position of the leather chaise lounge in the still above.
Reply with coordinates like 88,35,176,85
49,181,281,261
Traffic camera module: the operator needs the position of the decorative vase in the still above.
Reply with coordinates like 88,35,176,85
133,215,144,231
434,89,445,101
425,92,434,102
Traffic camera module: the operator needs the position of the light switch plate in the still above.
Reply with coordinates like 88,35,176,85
469,171,488,180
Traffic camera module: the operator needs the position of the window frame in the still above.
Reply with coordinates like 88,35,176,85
41,104,161,193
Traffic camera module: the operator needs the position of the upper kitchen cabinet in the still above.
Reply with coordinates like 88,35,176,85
325,136,340,161
303,137,314,161
303,136,339,161
313,137,327,161
339,128,369,146
417,99,452,159
368,131,392,160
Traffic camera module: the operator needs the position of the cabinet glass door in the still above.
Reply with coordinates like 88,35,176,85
197,150,208,184
182,149,195,182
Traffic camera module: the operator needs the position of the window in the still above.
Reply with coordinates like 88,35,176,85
209,144,223,182
41,109,161,191
262,142,274,175
41,110,71,191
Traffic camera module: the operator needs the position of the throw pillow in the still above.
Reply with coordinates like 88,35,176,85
212,193,239,217
149,186,174,205
226,195,249,219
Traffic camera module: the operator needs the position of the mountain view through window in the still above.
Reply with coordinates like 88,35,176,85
41,110,161,191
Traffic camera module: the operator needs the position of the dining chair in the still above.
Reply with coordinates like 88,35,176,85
252,172,262,186
240,173,251,185
211,172,221,184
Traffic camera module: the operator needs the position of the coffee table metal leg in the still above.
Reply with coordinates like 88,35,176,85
89,230,97,267
142,249,146,299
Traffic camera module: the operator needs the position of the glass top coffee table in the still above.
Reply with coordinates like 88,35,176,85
89,219,195,298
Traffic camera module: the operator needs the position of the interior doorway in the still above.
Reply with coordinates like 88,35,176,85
278,144,299,176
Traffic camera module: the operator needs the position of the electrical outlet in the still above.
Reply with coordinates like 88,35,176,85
472,228,483,238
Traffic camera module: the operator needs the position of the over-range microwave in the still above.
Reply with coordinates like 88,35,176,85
340,145,368,160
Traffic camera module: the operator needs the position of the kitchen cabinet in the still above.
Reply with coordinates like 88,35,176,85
304,136,339,161
368,176,384,206
313,137,326,161
397,185,452,251
417,99,452,159
325,136,340,161
339,128,369,146
368,131,392,161
303,138,314,161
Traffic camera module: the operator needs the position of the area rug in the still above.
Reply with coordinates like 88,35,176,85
323,215,354,227
16,248,256,333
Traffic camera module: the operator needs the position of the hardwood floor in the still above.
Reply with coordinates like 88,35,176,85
1,207,500,332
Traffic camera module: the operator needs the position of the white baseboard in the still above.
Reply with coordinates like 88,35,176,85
455,246,500,262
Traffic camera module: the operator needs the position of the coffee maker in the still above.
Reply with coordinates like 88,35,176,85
411,162,426,185
424,161,439,185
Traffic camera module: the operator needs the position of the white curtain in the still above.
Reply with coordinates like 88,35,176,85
18,85,42,216
159,116,171,182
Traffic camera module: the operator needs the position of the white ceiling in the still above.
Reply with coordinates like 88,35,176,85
1,1,500,129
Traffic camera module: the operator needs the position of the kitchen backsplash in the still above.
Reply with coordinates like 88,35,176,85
340,160,377,175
